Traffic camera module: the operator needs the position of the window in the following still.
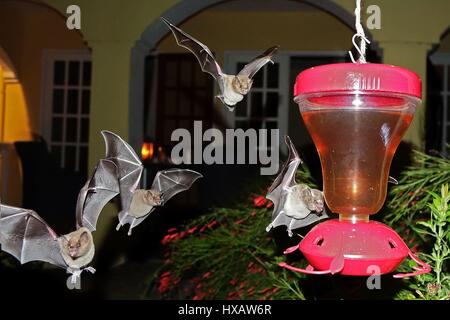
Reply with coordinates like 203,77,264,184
155,54,214,147
225,51,347,154
225,52,290,149
429,53,450,152
42,51,91,176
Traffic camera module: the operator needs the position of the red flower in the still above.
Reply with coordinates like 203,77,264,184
187,226,198,234
250,211,257,217
253,196,267,207
235,218,245,225
158,271,172,294
167,227,177,233
207,220,218,229
202,272,212,279
259,287,271,294
266,202,274,208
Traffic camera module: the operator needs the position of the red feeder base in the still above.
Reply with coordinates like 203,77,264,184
280,219,430,277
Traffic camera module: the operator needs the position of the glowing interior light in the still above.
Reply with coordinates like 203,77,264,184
141,142,154,160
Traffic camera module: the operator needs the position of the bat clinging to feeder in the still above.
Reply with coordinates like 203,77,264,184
101,131,203,235
0,159,120,287
266,136,328,236
161,17,279,111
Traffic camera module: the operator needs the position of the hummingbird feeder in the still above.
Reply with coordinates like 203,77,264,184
279,0,431,278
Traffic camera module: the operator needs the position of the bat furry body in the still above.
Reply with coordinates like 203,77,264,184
101,131,203,235
0,159,120,287
266,136,328,236
161,17,279,111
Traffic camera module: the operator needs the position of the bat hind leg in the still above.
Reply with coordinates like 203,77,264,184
127,218,141,236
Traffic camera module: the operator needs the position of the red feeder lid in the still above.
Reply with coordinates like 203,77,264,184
294,62,422,99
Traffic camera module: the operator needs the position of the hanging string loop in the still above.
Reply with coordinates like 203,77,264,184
349,0,371,63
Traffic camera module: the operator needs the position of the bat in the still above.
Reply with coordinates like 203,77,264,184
0,159,120,288
161,17,279,111
101,130,203,235
266,136,328,237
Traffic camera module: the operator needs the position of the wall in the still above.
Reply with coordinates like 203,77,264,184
0,0,87,137
40,0,450,249
156,10,353,54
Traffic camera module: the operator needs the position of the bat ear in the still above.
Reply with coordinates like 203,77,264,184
79,231,90,245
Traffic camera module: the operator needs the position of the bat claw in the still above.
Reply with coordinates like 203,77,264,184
116,222,122,231
127,228,133,236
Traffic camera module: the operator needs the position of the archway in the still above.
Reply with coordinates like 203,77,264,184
128,0,376,152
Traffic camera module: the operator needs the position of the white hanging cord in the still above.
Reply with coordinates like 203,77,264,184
349,0,371,63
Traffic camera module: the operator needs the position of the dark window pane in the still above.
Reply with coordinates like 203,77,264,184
82,90,90,114
67,89,79,114
180,61,192,87
164,90,177,116
179,89,191,116
165,61,177,87
267,63,279,88
79,146,88,176
82,61,91,86
448,66,450,91
66,118,77,142
266,121,278,130
235,120,249,130
193,90,206,116
266,93,279,117
164,119,176,144
249,120,263,129
51,117,63,142
179,120,191,130
447,96,450,122
51,145,62,167
65,146,76,170
237,63,246,74
251,92,263,117
54,61,65,85
252,66,264,88
265,121,278,146
81,118,89,143
194,65,207,87
52,89,64,113
235,95,248,117
68,61,80,85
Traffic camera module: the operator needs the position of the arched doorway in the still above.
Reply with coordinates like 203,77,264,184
129,0,377,153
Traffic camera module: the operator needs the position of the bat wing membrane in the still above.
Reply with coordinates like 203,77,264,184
151,169,203,205
101,130,143,215
237,46,279,79
0,205,66,268
76,159,120,231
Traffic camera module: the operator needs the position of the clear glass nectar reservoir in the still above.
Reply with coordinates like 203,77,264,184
294,63,422,218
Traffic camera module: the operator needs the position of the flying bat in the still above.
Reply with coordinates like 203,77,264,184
161,17,279,111
266,136,328,237
101,130,203,235
0,159,120,288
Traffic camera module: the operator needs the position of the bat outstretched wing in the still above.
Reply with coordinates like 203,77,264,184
76,159,120,231
117,169,203,235
266,135,327,236
101,130,143,216
161,17,225,93
152,169,203,205
0,204,66,268
237,46,279,79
